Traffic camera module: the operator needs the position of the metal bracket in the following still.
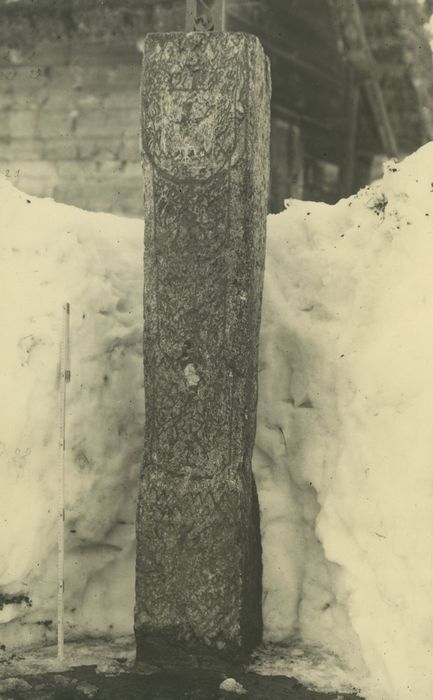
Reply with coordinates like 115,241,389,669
185,0,226,32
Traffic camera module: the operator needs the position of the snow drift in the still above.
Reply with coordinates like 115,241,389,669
1,143,433,699
255,146,433,698
0,183,144,649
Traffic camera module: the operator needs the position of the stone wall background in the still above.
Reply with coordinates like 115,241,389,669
1,0,430,216
0,1,186,217
0,0,353,216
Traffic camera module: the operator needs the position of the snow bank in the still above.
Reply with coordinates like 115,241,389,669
256,145,433,698
0,180,144,648
1,143,433,699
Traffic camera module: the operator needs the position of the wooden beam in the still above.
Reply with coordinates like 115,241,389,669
353,1,397,155
362,78,398,157
333,0,398,156
339,65,361,198
227,6,341,87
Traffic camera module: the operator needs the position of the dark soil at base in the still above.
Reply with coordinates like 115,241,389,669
0,665,363,700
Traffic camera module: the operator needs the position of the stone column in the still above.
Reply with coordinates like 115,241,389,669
135,31,271,668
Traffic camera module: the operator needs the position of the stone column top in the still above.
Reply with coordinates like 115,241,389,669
140,32,270,183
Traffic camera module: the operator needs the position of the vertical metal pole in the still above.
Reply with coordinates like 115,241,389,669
185,0,197,30
58,302,70,662
212,0,226,31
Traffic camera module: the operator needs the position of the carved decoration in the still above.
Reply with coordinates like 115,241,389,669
136,32,270,666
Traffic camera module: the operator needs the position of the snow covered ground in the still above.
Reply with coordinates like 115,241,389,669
1,144,433,699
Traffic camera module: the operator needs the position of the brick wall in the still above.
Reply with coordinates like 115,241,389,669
1,52,144,215
0,0,186,217
0,0,377,216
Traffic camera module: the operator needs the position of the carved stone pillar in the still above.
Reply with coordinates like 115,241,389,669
135,32,270,668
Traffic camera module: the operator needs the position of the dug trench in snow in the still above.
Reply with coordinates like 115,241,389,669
1,143,433,699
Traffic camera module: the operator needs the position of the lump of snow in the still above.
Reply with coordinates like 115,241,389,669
219,677,247,694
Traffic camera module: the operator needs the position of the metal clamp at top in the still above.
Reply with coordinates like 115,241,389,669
185,0,226,32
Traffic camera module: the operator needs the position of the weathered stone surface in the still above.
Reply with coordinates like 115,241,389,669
135,31,271,667
52,675,78,688
75,681,99,698
0,677,32,693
